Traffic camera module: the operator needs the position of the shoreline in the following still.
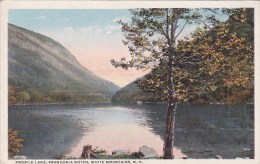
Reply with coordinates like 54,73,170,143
8,101,254,107
8,101,113,107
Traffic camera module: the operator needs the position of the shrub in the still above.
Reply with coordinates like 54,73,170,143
8,128,23,157
15,92,30,104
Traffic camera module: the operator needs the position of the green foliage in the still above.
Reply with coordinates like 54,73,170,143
8,128,23,157
115,8,254,104
8,83,110,104
50,90,72,102
29,90,48,103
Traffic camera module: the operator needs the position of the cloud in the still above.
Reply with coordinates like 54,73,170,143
35,16,45,20
63,27,75,33
65,24,121,36
104,25,121,35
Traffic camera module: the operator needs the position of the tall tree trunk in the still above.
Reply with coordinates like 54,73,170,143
163,50,176,159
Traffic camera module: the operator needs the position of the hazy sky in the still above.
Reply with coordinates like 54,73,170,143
9,9,151,87
8,9,227,87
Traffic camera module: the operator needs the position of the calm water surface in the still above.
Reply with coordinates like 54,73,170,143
8,104,254,159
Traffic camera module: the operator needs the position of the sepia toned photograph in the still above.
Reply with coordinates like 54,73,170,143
0,1,259,164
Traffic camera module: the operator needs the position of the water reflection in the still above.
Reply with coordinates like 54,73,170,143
67,106,186,158
127,103,254,159
9,103,254,159
9,105,96,159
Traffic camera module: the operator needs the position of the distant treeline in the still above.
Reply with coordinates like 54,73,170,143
8,84,110,104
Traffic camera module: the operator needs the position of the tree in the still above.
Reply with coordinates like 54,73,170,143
111,8,202,158
178,8,254,103
134,8,254,104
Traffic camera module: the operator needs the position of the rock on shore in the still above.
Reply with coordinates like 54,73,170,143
138,145,158,159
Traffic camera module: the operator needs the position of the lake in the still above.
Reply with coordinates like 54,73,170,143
8,103,254,159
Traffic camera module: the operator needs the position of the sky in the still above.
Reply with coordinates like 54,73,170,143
8,9,227,87
9,9,150,87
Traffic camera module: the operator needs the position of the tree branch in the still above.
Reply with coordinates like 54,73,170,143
165,9,171,46
174,21,188,42
152,20,169,41
171,19,178,43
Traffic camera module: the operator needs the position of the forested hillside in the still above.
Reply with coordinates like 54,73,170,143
8,24,120,104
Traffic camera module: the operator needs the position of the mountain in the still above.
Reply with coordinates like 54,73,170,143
8,24,120,104
111,79,161,103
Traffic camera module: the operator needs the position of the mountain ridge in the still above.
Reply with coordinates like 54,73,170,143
111,78,161,103
8,23,120,104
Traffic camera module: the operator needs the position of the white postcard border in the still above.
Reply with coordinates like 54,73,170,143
0,1,259,164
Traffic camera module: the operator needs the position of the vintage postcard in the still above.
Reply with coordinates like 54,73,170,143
0,1,259,164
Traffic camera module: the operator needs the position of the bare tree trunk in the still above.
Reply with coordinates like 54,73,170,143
81,145,92,159
163,50,176,159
